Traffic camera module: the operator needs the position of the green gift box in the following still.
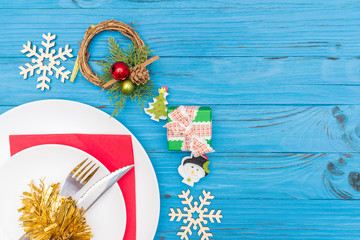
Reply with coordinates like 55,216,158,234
166,106,212,151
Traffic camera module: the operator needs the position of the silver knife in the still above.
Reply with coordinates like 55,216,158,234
77,164,133,211
19,165,133,240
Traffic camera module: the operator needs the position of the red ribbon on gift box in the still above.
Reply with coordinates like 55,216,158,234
164,106,214,156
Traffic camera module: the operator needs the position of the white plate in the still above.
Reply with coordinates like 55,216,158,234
0,100,160,240
0,144,126,239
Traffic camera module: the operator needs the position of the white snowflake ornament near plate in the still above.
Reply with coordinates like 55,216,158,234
19,33,73,91
169,189,222,240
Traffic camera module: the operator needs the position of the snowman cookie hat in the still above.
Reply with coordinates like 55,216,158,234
183,154,210,176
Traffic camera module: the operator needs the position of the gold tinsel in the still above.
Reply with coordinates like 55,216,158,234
18,180,92,240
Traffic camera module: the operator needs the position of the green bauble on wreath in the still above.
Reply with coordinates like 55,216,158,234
121,80,135,94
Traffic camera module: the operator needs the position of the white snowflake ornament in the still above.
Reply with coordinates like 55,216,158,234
169,189,222,240
19,33,73,90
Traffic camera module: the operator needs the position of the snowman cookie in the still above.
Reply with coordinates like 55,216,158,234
178,154,209,187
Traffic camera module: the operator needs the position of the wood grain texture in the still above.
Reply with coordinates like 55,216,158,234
152,151,360,239
1,57,360,106
1,0,360,239
157,198,360,239
1,104,359,153
1,5,360,57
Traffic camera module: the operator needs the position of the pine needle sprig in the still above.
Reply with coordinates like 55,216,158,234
125,42,153,67
130,80,155,107
107,38,128,65
97,37,156,116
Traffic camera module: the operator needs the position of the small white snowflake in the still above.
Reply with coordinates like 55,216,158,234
19,33,73,90
169,189,222,240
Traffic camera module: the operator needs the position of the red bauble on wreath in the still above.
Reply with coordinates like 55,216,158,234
110,62,130,80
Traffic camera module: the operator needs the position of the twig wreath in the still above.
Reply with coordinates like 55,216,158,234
77,19,159,116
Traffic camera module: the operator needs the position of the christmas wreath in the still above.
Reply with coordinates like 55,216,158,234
77,20,159,116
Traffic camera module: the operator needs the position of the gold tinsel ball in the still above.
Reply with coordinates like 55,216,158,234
18,180,92,240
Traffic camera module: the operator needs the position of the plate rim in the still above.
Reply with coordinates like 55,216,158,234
0,99,160,239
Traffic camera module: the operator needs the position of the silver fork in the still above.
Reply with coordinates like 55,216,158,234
19,158,99,240
61,158,100,197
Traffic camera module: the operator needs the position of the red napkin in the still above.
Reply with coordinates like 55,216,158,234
9,134,136,240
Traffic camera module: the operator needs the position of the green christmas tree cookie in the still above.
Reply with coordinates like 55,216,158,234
144,86,169,121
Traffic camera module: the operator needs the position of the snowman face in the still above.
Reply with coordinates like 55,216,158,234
183,163,205,179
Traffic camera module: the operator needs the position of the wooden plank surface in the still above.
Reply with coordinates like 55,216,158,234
1,0,360,239
1,5,360,57
2,57,360,106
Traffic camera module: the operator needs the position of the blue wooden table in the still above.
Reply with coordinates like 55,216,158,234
1,0,360,239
